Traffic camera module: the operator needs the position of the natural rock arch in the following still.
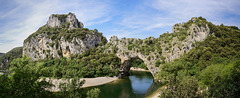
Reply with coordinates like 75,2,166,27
105,20,210,78
116,52,157,78
105,36,163,78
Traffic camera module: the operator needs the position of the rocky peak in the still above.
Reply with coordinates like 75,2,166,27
110,36,118,42
46,12,84,29
191,17,197,22
172,23,184,33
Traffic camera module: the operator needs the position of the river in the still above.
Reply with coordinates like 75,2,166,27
84,71,161,98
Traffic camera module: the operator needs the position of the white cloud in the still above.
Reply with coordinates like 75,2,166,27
0,6,20,19
107,0,240,40
151,0,222,17
150,0,240,23
106,3,176,39
0,0,59,52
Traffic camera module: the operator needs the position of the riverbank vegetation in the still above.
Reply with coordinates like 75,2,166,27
156,22,240,97
0,46,121,97
0,56,80,97
0,54,109,97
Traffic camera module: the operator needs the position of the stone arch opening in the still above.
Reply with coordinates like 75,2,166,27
131,58,148,71
117,55,152,78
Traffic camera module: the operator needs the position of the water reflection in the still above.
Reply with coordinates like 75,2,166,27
129,71,153,97
84,71,160,98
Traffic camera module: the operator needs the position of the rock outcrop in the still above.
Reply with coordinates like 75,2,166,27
23,13,105,61
46,13,84,29
166,22,210,62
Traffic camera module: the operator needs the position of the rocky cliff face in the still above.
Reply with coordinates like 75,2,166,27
23,13,105,61
104,17,211,77
166,19,210,62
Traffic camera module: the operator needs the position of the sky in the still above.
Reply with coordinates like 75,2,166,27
0,0,239,53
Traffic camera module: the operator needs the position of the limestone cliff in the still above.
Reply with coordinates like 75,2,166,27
23,13,106,61
104,17,211,77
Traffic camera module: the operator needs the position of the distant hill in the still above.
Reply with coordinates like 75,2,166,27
0,53,4,57
0,47,23,71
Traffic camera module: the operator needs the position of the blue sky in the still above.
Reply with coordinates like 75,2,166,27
0,0,239,53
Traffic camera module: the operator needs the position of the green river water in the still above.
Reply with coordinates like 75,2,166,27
84,71,161,98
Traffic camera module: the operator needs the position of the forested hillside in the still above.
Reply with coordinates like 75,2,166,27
21,47,121,78
156,21,240,97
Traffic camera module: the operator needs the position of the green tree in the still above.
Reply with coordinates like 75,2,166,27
155,60,161,67
59,77,85,98
0,56,52,97
87,88,101,98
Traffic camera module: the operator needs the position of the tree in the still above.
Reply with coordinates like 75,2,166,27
59,77,85,98
176,77,199,98
87,88,101,98
155,60,161,67
0,56,52,97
